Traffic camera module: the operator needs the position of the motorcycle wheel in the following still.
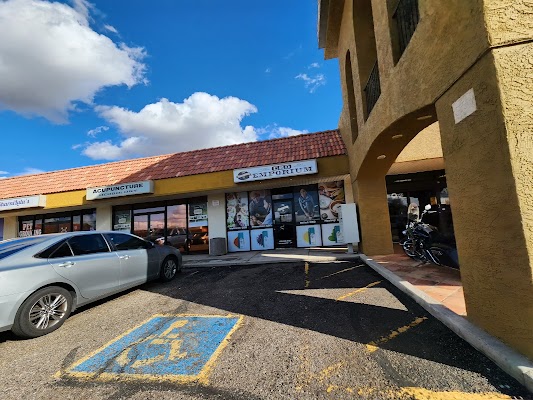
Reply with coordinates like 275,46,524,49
402,240,419,259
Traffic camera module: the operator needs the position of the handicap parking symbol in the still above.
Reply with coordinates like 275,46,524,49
60,314,243,383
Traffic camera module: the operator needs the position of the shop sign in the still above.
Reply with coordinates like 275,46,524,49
87,181,154,200
0,195,46,211
233,159,318,183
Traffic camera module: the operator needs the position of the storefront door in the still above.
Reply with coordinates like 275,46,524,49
272,195,296,248
133,212,165,243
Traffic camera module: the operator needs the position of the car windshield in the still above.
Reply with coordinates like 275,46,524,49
0,236,52,260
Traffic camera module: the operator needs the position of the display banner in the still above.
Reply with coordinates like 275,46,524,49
233,159,317,183
250,228,274,250
227,230,251,252
0,195,46,211
226,192,249,230
318,181,345,223
249,190,273,228
113,210,132,232
296,224,323,248
87,181,154,200
321,223,344,246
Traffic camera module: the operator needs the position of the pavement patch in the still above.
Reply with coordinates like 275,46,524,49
58,314,243,384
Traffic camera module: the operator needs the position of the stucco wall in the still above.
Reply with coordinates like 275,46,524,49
336,0,488,179
394,122,442,163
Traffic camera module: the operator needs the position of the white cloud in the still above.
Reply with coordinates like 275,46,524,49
295,73,326,93
87,125,109,137
0,0,147,123
104,24,118,34
257,125,309,140
0,167,45,178
308,62,320,69
82,93,259,160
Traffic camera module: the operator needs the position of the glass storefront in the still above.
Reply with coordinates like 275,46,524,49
386,170,454,242
226,181,346,252
18,209,96,237
112,197,208,254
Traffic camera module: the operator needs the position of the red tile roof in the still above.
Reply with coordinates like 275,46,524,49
0,130,345,199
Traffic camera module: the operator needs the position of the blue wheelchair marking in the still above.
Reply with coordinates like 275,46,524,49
70,316,240,378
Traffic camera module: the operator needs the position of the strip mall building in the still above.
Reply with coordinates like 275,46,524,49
0,129,442,253
0,131,353,252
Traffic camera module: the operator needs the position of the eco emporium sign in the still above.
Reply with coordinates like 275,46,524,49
0,195,46,211
233,159,318,183
87,181,154,200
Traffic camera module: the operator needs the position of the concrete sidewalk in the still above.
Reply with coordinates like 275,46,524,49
182,247,360,268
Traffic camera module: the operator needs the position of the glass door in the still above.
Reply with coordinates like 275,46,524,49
133,212,165,244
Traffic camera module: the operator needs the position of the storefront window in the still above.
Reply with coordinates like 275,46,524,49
113,209,132,232
113,198,209,254
82,212,96,231
226,182,346,252
73,215,81,231
18,210,95,237
248,190,272,228
226,192,249,230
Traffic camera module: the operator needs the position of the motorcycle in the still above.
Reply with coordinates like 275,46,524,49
399,204,460,269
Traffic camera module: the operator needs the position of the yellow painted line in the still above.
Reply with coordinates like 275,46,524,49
399,387,512,399
366,316,428,353
318,265,363,280
335,280,382,301
304,262,310,288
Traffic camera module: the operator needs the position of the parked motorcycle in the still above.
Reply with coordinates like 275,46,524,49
399,205,460,269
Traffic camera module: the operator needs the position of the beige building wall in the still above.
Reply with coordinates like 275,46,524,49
319,0,533,359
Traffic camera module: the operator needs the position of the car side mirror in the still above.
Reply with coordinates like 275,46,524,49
145,241,155,249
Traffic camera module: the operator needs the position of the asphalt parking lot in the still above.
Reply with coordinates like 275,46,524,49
0,261,530,399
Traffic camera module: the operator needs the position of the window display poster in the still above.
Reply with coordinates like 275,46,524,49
294,185,320,225
318,181,345,223
226,192,249,230
227,230,251,252
250,228,274,250
296,224,323,248
189,200,208,227
113,210,132,232
321,223,345,246
248,190,273,228
273,200,293,224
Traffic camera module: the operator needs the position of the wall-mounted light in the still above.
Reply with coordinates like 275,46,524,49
377,155,386,160
391,134,403,140
417,115,433,121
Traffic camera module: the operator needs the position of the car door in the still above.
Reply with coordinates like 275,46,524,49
48,233,120,300
105,233,160,288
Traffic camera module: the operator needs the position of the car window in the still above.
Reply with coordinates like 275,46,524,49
107,233,150,251
48,242,74,258
68,234,110,256
0,236,51,260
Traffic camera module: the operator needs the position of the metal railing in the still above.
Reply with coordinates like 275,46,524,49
364,61,381,117
394,0,420,56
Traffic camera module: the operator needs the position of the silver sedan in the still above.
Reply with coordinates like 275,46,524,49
0,231,182,338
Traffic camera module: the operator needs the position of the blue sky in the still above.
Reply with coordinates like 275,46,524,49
0,0,341,178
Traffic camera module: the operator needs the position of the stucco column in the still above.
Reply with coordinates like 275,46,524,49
436,44,533,358
353,176,393,256
95,205,112,231
3,216,17,240
207,193,227,252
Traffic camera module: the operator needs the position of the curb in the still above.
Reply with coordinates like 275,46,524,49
183,254,361,269
361,254,533,393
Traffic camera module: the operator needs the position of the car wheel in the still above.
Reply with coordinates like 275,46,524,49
160,257,179,282
12,286,73,338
